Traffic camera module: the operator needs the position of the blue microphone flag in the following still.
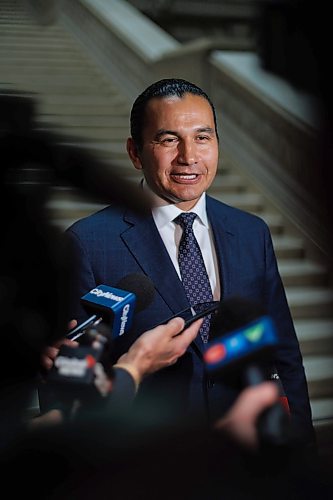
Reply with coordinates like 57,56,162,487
81,285,136,338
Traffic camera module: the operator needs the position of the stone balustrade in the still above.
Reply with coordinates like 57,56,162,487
51,0,329,263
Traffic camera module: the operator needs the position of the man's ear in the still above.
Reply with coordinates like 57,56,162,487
127,137,143,170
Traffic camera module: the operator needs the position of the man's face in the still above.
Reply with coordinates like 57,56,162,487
127,93,219,210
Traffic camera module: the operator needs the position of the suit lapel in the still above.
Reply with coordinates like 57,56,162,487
206,196,235,301
121,210,190,315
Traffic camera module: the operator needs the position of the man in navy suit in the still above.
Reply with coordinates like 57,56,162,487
64,78,314,446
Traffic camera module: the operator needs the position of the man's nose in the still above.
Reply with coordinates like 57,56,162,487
177,140,197,165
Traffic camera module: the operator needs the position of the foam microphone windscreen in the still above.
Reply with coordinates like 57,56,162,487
116,273,155,313
210,296,267,339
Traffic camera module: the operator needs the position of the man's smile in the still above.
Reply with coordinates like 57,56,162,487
170,173,202,183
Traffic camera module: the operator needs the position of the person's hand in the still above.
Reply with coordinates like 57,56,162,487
115,316,203,384
27,409,64,430
214,381,280,450
40,319,79,371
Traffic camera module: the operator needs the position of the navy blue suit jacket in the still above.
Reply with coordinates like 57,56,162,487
63,195,314,442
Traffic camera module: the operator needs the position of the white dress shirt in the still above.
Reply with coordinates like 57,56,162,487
143,181,221,300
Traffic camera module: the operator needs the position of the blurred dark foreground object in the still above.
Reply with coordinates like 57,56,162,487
1,93,151,212
0,92,151,403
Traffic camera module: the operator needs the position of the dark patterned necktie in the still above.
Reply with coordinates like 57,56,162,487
174,212,213,343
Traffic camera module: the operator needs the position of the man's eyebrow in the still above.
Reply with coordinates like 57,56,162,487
196,127,215,134
154,127,215,140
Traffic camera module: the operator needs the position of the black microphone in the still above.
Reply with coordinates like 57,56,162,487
67,274,155,341
203,296,291,448
45,322,119,418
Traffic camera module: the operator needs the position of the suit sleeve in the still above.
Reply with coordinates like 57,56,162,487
262,224,315,446
105,366,138,411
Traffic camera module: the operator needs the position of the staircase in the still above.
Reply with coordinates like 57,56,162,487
126,0,259,45
1,0,333,452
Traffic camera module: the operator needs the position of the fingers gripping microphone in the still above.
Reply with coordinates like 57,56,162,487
67,274,155,341
46,275,155,415
203,296,291,448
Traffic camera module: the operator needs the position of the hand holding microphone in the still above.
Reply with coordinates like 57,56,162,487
214,381,280,451
66,273,156,341
204,296,292,449
40,320,79,371
39,315,202,423
39,274,155,413
115,315,203,384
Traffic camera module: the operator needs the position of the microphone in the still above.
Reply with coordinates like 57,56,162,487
203,296,291,448
67,273,155,341
45,322,118,417
44,275,155,415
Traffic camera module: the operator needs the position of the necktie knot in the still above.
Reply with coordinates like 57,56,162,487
174,212,197,231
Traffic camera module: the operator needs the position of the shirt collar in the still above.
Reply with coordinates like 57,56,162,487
142,179,208,229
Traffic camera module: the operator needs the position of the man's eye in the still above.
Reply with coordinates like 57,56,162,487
161,137,178,144
197,135,209,141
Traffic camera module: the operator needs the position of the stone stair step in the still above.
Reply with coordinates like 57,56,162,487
0,49,94,61
36,124,128,141
310,397,333,423
38,103,130,116
31,93,129,107
278,259,328,287
1,61,107,73
272,235,305,259
45,168,142,225
87,154,132,171
252,212,285,234
0,51,110,71
0,79,122,95
94,157,136,174
207,173,247,193
1,79,116,94
40,99,129,111
1,12,31,17
213,192,264,212
46,197,106,221
0,34,80,42
295,319,333,355
286,287,333,319
0,34,83,46
303,355,333,399
0,21,63,31
65,141,129,158
2,65,107,80
0,21,63,28
37,114,130,128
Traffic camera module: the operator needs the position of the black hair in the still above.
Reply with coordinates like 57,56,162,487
130,78,219,151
